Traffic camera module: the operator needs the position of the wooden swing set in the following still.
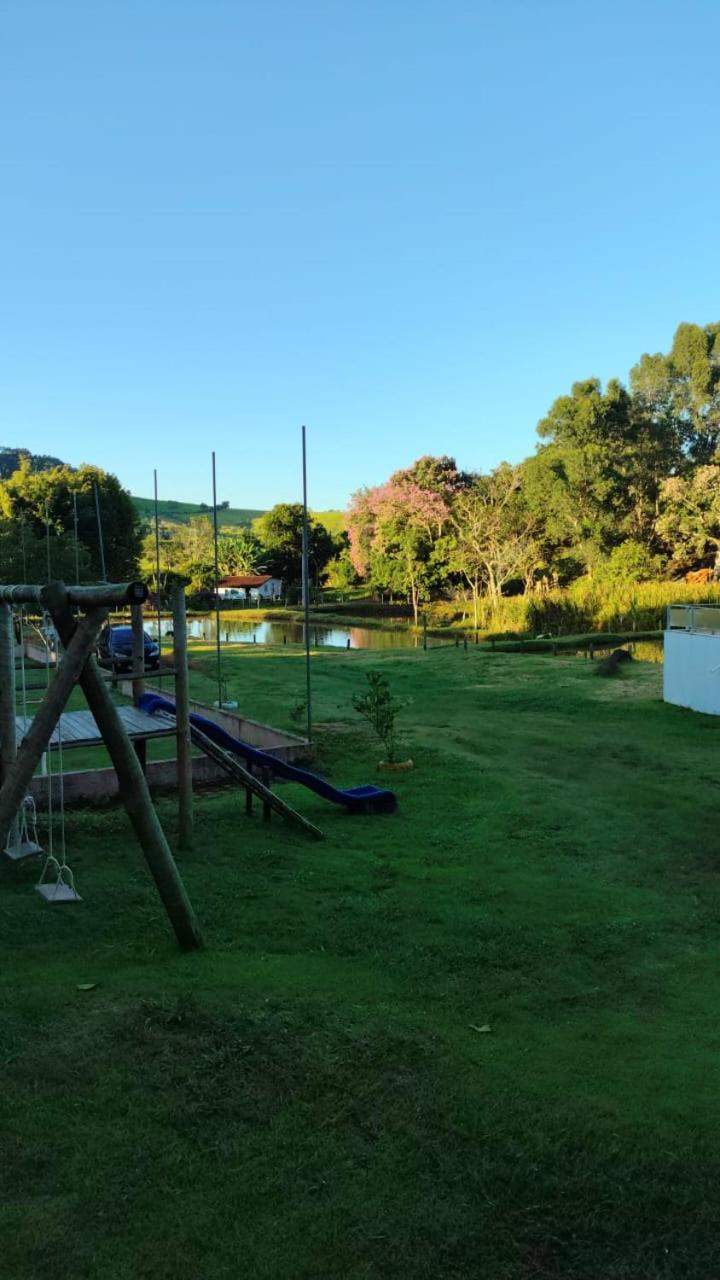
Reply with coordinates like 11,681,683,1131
0,579,203,950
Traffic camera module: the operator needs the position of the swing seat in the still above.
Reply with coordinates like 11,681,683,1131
36,858,81,904
5,838,43,862
36,880,82,904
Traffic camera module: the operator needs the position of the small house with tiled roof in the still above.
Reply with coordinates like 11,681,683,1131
216,574,283,601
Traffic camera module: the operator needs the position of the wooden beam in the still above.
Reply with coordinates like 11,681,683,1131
0,607,106,853
44,583,203,952
172,584,193,851
0,582,148,608
188,720,324,841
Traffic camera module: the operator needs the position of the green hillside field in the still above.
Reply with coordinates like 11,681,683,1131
133,494,346,535
132,496,265,527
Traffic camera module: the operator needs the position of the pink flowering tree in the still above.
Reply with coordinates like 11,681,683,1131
348,475,450,623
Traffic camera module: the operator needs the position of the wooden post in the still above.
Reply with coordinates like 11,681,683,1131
423,614,427,651
0,608,106,851
131,604,145,706
45,584,203,951
261,766,271,822
133,738,148,774
0,604,18,850
172,583,193,851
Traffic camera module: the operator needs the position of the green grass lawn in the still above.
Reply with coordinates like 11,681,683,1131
3,646,720,1278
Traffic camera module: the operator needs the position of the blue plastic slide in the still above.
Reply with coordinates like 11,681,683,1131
139,693,397,815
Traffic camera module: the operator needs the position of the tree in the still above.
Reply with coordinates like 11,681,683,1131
0,446,65,479
448,466,542,626
0,518,90,584
594,542,664,586
0,459,141,580
530,375,676,569
348,476,449,622
217,528,265,576
391,454,473,499
630,322,720,465
139,516,215,595
255,503,336,590
656,466,720,573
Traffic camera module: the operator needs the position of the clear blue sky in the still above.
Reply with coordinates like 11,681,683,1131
2,0,719,512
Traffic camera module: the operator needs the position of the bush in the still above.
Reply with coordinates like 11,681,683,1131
352,670,406,763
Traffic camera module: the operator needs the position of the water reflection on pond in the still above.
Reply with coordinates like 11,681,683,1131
146,616,418,649
144,618,666,661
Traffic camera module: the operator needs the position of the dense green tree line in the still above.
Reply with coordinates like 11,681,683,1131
348,321,720,621
0,455,141,582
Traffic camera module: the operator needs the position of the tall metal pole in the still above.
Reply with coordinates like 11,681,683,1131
172,582,193,851
153,469,162,664
93,482,107,581
211,451,222,707
0,603,19,853
45,502,51,583
72,491,80,584
301,425,312,743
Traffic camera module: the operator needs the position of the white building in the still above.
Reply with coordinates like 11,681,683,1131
216,574,283,601
664,603,720,715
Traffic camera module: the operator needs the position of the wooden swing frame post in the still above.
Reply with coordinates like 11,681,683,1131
0,580,203,951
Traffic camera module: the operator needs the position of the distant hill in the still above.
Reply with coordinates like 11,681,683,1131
0,446,65,479
132,496,265,527
312,510,346,535
134,494,346,534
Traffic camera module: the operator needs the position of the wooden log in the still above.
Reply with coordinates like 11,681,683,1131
261,766,271,822
133,738,148,775
45,584,203,951
0,607,106,852
188,721,324,840
0,582,147,608
172,584,194,851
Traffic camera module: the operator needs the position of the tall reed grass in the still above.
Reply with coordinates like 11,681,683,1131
433,580,720,637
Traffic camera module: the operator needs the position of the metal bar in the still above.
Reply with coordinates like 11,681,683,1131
0,604,19,850
154,469,162,665
45,503,51,582
131,603,145,706
0,582,148,607
301,425,312,744
93,482,107,581
73,491,80,585
172,583,193,851
212,451,222,708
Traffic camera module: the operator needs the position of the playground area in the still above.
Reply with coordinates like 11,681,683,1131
3,624,720,1278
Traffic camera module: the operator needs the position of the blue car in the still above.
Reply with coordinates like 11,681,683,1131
96,624,160,673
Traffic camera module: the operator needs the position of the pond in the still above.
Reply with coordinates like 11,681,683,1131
144,618,666,660
145,616,420,650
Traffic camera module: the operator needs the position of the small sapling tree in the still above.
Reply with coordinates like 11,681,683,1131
352,670,405,763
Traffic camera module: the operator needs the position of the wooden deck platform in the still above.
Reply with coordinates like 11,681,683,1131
15,707,177,750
